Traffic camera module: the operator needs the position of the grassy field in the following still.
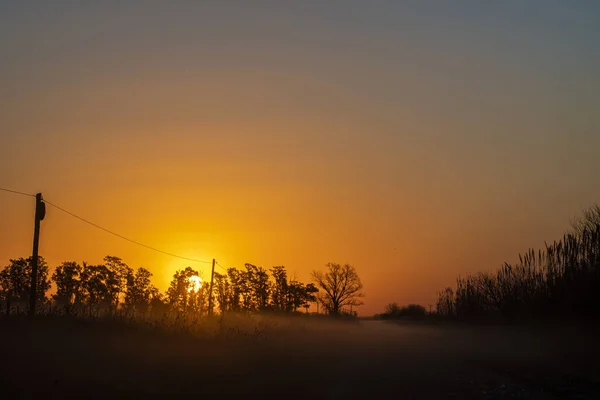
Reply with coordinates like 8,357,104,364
1,316,599,399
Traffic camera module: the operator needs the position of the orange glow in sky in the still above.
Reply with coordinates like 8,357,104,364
1,3,599,315
188,276,203,293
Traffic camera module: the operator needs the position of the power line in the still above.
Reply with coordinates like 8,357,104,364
43,199,213,264
0,187,35,198
216,261,228,271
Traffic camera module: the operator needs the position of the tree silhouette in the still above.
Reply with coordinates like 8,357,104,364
245,264,270,311
213,272,231,313
287,280,318,312
52,261,83,314
303,283,319,310
124,267,159,315
103,255,132,311
166,267,202,313
209,265,319,314
79,263,115,316
0,256,50,314
187,280,209,314
270,266,289,311
0,259,29,311
312,263,364,315
226,267,245,312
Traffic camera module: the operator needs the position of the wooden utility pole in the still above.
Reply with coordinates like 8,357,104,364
29,193,45,317
207,258,216,316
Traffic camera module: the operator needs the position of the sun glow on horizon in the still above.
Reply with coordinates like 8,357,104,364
188,275,203,293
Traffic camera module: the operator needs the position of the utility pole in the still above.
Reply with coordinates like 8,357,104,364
207,258,216,316
29,193,45,317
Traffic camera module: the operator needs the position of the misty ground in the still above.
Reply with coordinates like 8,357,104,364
1,316,599,399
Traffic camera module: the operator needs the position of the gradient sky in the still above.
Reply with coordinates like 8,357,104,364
1,1,599,315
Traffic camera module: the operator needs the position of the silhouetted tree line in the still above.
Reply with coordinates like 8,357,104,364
0,256,328,318
213,264,319,314
436,206,600,322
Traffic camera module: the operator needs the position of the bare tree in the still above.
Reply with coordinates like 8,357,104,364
312,263,364,315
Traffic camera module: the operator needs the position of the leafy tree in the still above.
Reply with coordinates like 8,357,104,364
166,267,202,313
245,264,270,310
79,263,115,315
103,256,132,310
226,267,244,311
0,256,50,314
287,281,318,312
312,263,364,315
217,265,318,314
52,261,83,313
124,267,159,315
270,266,289,311
213,272,231,314
187,283,209,314
302,283,319,310
0,259,28,308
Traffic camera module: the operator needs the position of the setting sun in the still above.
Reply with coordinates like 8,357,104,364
188,276,203,293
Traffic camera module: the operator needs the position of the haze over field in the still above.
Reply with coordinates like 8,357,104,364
2,316,599,398
1,1,599,315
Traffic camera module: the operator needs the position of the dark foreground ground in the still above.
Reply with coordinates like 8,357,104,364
1,316,599,399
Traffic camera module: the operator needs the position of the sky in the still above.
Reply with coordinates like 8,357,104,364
1,1,599,315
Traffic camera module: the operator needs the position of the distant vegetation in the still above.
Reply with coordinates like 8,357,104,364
377,303,427,320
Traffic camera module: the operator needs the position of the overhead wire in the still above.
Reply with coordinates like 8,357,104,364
215,261,228,272
0,187,36,198
43,199,213,265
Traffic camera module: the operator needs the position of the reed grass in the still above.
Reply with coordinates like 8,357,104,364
436,208,600,322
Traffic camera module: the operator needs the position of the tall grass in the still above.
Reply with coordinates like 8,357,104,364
436,208,600,322
0,297,335,343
